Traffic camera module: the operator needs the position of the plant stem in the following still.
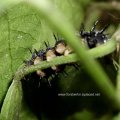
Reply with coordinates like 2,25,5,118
25,0,120,108
12,38,120,109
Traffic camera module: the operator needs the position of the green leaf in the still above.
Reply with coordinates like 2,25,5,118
0,0,84,119
0,2,52,104
0,81,22,120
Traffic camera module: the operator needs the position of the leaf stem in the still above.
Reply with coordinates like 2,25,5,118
12,38,120,109
25,0,120,108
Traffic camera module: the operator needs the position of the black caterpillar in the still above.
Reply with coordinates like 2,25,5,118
23,21,109,85
80,21,109,48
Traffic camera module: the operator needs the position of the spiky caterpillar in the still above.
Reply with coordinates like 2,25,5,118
80,21,109,48
23,21,109,86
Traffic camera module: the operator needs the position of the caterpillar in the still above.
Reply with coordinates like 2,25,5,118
80,21,109,48
23,21,109,86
